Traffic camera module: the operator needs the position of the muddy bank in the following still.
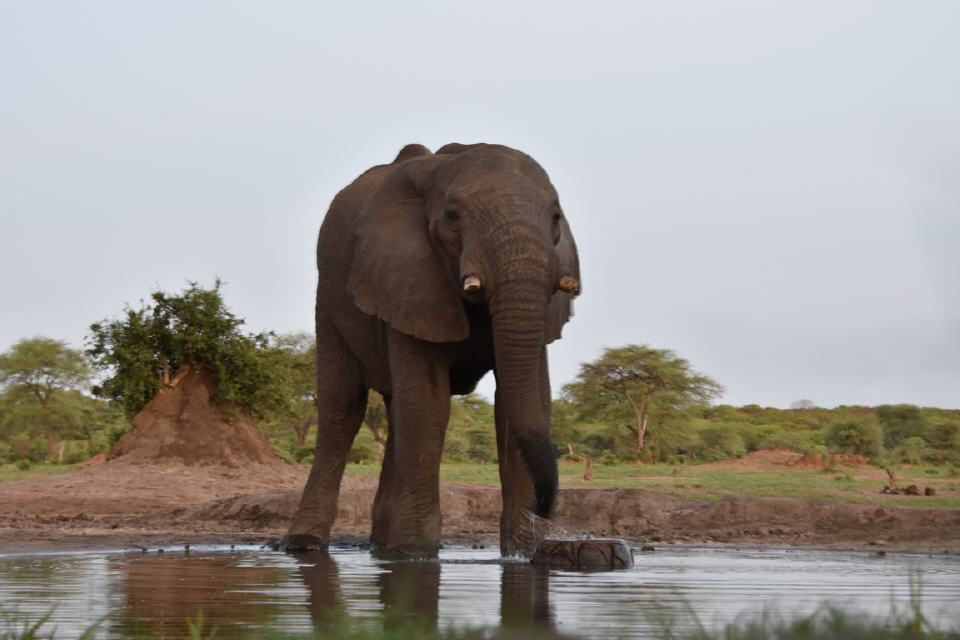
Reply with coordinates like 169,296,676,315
1,461,958,554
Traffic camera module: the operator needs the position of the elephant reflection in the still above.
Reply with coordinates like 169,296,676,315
116,552,558,636
295,554,345,628
296,556,556,636
501,563,554,632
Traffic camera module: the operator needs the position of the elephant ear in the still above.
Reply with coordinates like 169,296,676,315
347,157,470,343
545,216,580,344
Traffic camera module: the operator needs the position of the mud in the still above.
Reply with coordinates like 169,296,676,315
2,459,959,554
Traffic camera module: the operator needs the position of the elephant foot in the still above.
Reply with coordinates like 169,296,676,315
500,510,552,558
532,538,634,571
279,533,329,553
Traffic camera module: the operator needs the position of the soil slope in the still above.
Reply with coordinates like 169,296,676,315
2,467,958,553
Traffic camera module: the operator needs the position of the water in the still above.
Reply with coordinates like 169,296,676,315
0,546,957,638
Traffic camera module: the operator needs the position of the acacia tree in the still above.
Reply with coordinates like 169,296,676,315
271,332,317,445
87,280,290,418
0,338,92,456
564,344,722,452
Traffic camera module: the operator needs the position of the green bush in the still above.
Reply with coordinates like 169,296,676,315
347,429,378,464
16,459,31,471
27,438,48,463
895,436,928,465
0,442,13,464
293,445,314,464
694,425,746,461
464,427,496,463
348,441,375,464
825,420,884,459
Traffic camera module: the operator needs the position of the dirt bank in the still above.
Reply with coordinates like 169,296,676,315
1,459,958,554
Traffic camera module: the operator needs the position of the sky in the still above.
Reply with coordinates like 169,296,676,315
1,1,958,409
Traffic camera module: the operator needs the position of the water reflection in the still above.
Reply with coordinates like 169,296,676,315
501,563,554,632
0,548,957,639
380,560,441,631
113,554,293,637
296,553,345,628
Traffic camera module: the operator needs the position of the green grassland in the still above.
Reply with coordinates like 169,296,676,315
3,458,957,510
343,460,960,509
0,462,75,484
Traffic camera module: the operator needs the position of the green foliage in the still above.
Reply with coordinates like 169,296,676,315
896,437,929,465
877,405,929,449
443,394,497,463
0,338,123,464
825,421,884,460
87,280,291,418
694,425,746,461
563,344,723,458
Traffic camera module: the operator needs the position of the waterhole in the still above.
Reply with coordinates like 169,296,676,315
0,546,957,638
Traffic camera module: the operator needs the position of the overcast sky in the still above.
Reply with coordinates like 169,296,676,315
2,1,958,408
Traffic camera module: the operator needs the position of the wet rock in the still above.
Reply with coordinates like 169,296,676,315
925,487,936,496
532,538,634,570
640,545,656,552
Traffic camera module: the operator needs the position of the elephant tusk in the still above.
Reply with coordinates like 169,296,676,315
463,275,482,292
558,275,580,294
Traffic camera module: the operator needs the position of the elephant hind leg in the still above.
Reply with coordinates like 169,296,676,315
282,331,367,552
371,396,394,547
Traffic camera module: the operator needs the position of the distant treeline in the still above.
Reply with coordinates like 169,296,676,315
2,281,958,469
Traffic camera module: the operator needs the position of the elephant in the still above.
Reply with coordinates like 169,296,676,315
281,142,580,558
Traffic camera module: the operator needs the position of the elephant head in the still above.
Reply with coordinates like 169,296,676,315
347,143,580,518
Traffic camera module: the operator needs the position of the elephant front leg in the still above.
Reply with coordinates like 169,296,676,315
282,334,368,552
373,332,451,558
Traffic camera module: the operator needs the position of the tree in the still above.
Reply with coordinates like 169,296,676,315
271,332,317,446
876,405,928,449
825,420,883,460
87,280,290,418
791,399,816,410
564,344,723,452
0,338,92,456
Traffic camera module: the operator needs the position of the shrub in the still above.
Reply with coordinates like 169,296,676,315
27,438,48,463
348,441,375,464
825,420,883,459
464,427,496,463
895,436,928,465
16,459,31,471
694,425,746,461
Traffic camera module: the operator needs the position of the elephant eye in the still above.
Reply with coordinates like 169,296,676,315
445,209,460,223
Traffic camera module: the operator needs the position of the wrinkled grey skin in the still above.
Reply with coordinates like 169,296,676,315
281,143,580,558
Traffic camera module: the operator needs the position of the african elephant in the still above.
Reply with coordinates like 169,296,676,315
281,142,580,558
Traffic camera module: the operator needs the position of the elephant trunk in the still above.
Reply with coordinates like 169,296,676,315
488,256,558,518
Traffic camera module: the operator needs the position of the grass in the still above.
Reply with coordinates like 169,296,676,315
3,457,957,510
340,461,960,509
0,463,75,484
3,599,958,640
